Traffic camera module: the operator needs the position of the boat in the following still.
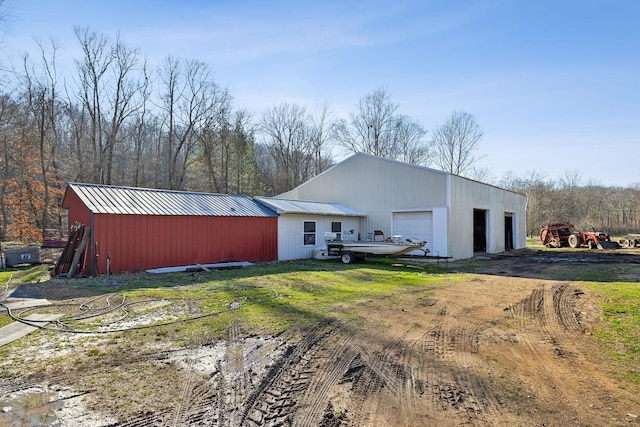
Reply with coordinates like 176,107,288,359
323,232,428,264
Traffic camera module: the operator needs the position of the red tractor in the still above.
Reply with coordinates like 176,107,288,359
540,224,619,249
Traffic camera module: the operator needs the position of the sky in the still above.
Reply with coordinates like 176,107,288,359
2,0,639,187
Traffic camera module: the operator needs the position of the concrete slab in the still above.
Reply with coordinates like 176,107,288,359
0,298,51,311
0,313,63,347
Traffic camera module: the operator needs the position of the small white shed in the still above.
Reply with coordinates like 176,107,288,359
255,197,366,261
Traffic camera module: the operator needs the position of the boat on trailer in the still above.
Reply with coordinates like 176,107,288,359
324,232,428,264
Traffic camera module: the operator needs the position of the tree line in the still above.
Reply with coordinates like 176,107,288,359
499,171,640,238
0,26,638,244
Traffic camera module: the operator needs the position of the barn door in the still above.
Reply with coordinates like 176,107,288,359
505,213,514,251
473,209,487,252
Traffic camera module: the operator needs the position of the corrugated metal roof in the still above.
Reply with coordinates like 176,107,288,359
254,197,365,217
67,183,277,217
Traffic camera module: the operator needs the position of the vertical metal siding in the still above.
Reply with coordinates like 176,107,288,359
92,214,277,274
448,176,527,260
281,154,526,261
280,155,449,238
431,207,449,257
277,215,361,260
62,189,92,227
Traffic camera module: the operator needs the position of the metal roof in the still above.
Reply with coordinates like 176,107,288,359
67,183,277,217
254,197,365,217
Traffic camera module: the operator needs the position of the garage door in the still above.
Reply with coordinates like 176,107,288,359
392,211,433,255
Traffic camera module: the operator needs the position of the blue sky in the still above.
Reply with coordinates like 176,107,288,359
3,0,639,187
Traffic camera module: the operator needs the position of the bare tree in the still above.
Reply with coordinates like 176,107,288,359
74,27,111,183
430,111,484,176
20,39,64,236
467,166,495,184
334,87,398,158
395,114,428,164
73,27,148,184
259,102,314,194
0,0,8,55
102,37,149,185
309,103,335,175
0,92,18,239
335,87,428,164
157,57,224,190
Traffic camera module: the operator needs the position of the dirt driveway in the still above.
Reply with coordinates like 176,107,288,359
1,250,640,426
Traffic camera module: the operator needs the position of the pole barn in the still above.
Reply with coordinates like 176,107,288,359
61,183,278,275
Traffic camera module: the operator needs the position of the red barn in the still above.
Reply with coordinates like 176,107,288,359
61,183,278,275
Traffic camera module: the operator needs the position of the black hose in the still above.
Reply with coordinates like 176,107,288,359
1,288,281,335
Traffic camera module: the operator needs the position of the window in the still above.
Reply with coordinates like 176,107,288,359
331,221,342,240
303,221,316,246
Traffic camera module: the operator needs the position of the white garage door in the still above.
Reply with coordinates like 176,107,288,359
392,211,433,255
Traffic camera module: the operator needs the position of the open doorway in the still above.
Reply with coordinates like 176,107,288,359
473,209,487,252
505,213,514,251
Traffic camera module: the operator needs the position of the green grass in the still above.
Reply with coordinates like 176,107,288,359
0,269,19,286
588,281,640,385
0,259,449,345
124,259,452,340
1,265,52,328
0,264,50,285
0,314,11,328
526,236,545,250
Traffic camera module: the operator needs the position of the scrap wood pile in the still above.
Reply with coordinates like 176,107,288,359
53,222,91,277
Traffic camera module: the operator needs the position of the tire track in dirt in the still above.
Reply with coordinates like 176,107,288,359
106,350,219,427
222,320,250,426
410,310,510,426
0,377,43,395
170,348,222,426
500,281,626,426
238,318,409,427
291,328,361,426
107,317,253,426
343,301,512,427
239,319,340,426
507,283,582,360
345,349,399,426
170,348,198,426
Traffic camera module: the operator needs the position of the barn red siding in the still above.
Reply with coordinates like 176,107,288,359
62,188,92,227
91,214,278,274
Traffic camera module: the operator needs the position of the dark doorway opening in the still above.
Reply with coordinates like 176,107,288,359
505,213,514,250
473,209,487,252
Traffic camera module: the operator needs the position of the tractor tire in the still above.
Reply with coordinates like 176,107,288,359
567,234,580,248
588,240,595,250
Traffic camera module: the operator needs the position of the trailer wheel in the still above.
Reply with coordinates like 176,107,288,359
340,251,354,264
567,234,580,248
630,240,637,248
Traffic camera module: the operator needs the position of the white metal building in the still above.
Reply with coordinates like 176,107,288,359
255,197,366,261
278,153,527,260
